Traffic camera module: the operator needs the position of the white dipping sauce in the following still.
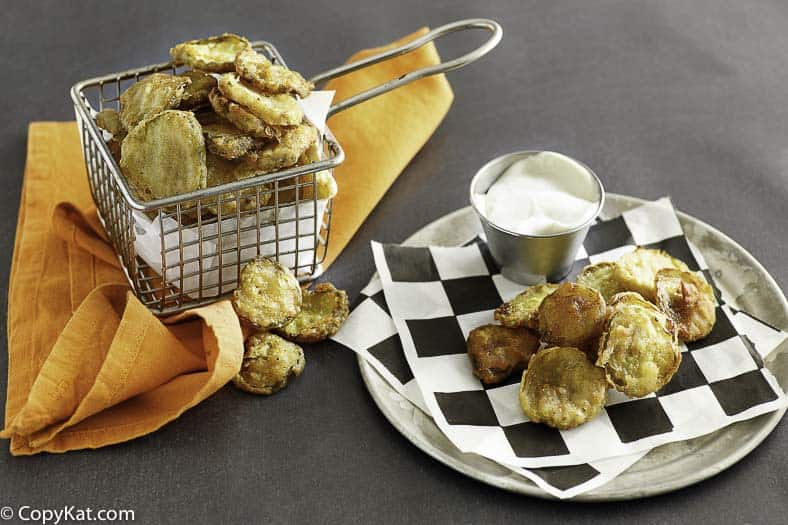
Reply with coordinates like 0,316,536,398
475,152,599,235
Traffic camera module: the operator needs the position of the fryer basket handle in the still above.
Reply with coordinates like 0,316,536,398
310,18,503,118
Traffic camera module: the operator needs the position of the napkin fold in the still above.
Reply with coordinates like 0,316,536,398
2,28,453,454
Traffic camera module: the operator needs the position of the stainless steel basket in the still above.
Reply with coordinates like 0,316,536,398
70,19,502,315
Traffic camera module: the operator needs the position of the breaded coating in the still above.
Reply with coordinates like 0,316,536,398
615,248,689,302
597,291,681,397
241,123,317,172
170,33,250,73
538,283,606,348
95,108,126,139
232,257,302,329
655,269,716,342
276,283,349,343
179,70,217,109
208,89,288,140
466,324,540,385
119,110,207,201
119,73,190,130
519,347,607,429
277,171,338,205
495,283,559,330
217,73,303,126
235,48,313,98
202,121,256,159
202,153,270,216
232,332,305,395
576,262,623,302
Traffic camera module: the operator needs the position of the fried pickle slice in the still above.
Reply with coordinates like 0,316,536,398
235,47,313,98
655,269,716,342
466,324,540,385
519,347,607,429
170,33,250,73
179,70,217,109
202,121,256,159
217,74,303,126
495,283,559,330
275,283,349,343
276,171,338,205
119,73,190,130
232,257,303,329
201,153,270,216
615,248,689,302
576,262,623,302
232,332,305,395
119,110,207,201
538,283,606,348
597,291,681,397
95,108,126,139
241,123,317,172
208,89,287,140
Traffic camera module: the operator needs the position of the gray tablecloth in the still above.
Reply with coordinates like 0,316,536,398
1,1,785,523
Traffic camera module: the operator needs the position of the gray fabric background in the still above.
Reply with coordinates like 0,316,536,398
1,1,786,523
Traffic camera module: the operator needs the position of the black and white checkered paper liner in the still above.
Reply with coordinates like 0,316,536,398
332,273,647,499
367,198,787,469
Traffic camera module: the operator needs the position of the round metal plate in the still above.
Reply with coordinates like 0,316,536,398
357,193,788,501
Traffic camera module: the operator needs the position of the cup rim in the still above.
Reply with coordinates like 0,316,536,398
469,150,606,239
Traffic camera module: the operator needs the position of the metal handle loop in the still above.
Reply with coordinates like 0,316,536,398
310,18,503,118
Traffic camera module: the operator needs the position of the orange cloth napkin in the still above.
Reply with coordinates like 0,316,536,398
2,28,453,454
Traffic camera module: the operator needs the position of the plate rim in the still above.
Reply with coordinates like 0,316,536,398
356,193,787,501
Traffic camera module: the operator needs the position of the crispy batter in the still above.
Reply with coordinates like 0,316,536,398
202,153,270,216
232,257,302,329
107,139,122,164
119,110,207,201
232,332,305,395
538,283,606,348
298,140,321,165
95,108,126,139
615,248,690,302
180,70,217,109
519,347,607,429
495,284,559,330
597,291,681,397
170,33,250,73
277,171,338,205
655,269,716,342
276,283,349,343
576,262,623,302
202,121,256,159
119,73,190,130
217,73,303,126
241,123,317,172
466,324,540,385
235,47,313,98
208,88,288,140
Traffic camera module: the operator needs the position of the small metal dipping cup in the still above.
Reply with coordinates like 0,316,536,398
469,151,605,284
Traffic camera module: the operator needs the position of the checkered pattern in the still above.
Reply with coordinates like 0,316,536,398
369,198,787,469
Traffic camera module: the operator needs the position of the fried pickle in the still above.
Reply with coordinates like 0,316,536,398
614,248,689,302
235,47,313,98
276,171,338,205
466,324,540,385
655,269,716,342
179,70,217,109
202,121,256,159
217,73,303,126
119,73,190,130
119,110,207,201
95,108,126,139
208,88,287,140
495,283,559,330
202,153,270,216
597,291,681,397
170,33,250,73
232,332,305,395
576,262,623,302
519,347,607,429
537,283,606,348
241,123,317,172
232,257,303,329
275,283,349,343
